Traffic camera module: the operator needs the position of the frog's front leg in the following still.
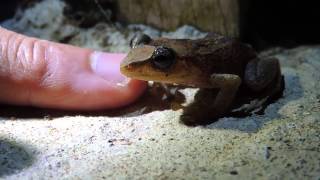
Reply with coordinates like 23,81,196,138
181,74,241,125
209,74,243,113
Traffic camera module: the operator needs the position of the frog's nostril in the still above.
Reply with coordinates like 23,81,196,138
151,46,176,70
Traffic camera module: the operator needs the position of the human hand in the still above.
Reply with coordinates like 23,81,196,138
0,27,147,110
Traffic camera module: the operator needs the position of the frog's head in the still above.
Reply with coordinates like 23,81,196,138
120,34,203,85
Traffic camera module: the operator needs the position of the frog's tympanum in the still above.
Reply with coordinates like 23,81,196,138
120,33,284,125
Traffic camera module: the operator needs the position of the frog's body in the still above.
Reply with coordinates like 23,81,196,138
121,33,283,125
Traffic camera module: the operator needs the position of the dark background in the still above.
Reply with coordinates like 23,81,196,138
240,0,320,49
1,0,320,50
0,1,19,21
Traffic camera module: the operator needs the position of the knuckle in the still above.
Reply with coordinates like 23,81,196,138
0,29,70,92
1,32,47,83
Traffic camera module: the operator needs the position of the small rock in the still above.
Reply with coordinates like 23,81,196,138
230,170,238,175
10,117,17,120
264,146,271,160
108,138,132,146
43,115,52,120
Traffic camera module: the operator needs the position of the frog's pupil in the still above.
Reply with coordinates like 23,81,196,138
152,46,175,70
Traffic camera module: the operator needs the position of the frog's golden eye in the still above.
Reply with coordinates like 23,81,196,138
151,46,176,70
130,33,152,48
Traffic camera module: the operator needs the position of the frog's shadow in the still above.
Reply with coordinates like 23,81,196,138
0,84,186,119
0,74,302,133
182,75,286,126
204,74,303,132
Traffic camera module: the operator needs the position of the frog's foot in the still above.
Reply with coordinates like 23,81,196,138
231,96,269,114
180,89,220,126
181,107,224,126
181,112,217,126
244,57,281,92
181,74,241,125
231,74,285,116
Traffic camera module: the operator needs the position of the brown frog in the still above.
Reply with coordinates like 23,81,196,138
120,33,284,125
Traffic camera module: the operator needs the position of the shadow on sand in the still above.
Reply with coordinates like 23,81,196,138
0,138,36,178
0,74,302,133
0,84,186,119
205,74,303,132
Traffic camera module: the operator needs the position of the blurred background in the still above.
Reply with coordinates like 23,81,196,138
1,1,320,179
1,0,320,50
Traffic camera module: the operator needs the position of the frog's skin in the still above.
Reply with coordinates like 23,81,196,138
120,33,283,125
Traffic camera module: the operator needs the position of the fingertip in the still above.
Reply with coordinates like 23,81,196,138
123,78,148,105
0,28,148,110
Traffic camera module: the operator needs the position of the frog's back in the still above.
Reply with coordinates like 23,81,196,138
150,34,256,76
191,35,257,76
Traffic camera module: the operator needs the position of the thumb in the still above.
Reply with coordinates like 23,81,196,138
0,27,147,110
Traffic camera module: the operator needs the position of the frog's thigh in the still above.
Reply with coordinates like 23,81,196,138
244,57,280,92
210,74,241,111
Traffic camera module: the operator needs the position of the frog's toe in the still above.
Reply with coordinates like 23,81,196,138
180,114,197,126
180,113,219,126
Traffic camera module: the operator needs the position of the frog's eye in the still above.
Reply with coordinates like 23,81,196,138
151,46,176,70
130,33,152,48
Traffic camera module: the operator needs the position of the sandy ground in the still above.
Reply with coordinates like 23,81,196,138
1,0,320,179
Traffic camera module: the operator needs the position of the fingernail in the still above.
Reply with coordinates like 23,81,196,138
90,51,129,86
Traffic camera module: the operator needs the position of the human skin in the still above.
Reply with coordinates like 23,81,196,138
0,27,147,110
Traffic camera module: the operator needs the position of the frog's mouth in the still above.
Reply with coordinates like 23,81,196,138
120,63,210,88
120,64,176,83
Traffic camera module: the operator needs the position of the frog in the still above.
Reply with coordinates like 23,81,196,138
120,33,284,125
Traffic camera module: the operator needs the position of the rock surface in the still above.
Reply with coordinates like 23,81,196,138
1,1,320,179
115,0,239,37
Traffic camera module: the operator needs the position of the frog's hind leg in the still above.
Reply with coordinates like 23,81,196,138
244,57,281,92
239,57,284,114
